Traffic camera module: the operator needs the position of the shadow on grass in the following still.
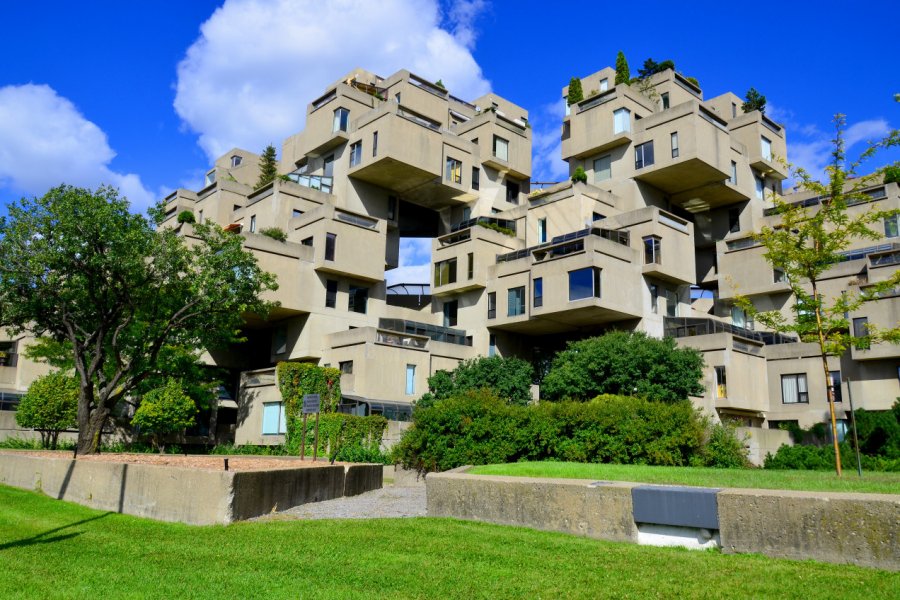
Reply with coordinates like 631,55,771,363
0,512,111,551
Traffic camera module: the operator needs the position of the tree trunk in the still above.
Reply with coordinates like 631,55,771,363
811,279,841,476
76,407,109,454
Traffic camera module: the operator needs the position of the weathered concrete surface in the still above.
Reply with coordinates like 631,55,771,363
343,464,383,497
393,466,426,487
231,466,346,521
427,472,637,542
719,488,900,571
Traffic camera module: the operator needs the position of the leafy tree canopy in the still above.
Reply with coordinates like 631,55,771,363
131,379,198,452
0,185,277,453
637,58,675,79
417,355,534,408
541,331,705,403
15,372,79,450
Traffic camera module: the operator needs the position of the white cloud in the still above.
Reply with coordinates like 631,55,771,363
0,84,156,211
386,237,432,286
175,0,491,162
531,98,568,182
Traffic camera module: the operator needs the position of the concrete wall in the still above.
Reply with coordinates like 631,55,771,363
427,470,900,570
0,452,382,525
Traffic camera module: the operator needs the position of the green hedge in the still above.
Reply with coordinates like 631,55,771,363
764,443,900,472
285,413,388,463
394,391,708,473
276,362,341,426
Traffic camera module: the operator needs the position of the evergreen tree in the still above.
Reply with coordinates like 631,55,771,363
567,77,584,106
614,51,630,84
742,88,767,114
255,144,278,190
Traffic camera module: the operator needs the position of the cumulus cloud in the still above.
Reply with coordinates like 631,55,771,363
386,237,432,285
175,0,492,162
0,84,155,211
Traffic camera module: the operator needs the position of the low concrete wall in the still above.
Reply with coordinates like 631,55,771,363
427,472,637,542
0,453,383,525
737,426,792,466
427,470,900,570
719,488,900,570
0,411,78,444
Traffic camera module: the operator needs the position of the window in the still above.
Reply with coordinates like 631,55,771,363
434,258,457,286
249,215,257,233
443,300,458,327
730,161,737,184
274,327,287,355
472,167,480,190
714,366,727,399
666,289,678,317
487,292,496,319
661,92,670,109
325,280,338,308
489,334,497,357
493,136,509,161
349,141,362,167
292,209,304,219
325,233,336,261
467,252,474,280
613,108,631,134
205,170,216,186
731,102,737,118
568,267,601,301
599,78,608,92
262,402,287,435
650,283,659,313
593,212,605,222
372,131,378,156
333,107,349,132
324,154,334,177
829,371,842,403
537,218,548,243
728,207,741,233
387,196,397,220
348,285,368,314
781,374,809,404
507,286,526,316
395,92,401,104
506,180,520,204
853,317,869,349
885,214,899,238
594,155,611,182
301,236,313,246
761,136,772,161
445,157,462,184
755,176,765,200
634,141,654,169
670,132,679,158
773,268,787,283
231,155,242,167
405,365,416,395
533,277,543,308
340,360,353,375
731,305,753,329
198,210,203,224
643,236,661,264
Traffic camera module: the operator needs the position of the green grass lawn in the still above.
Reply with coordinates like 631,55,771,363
469,462,900,495
1,485,897,599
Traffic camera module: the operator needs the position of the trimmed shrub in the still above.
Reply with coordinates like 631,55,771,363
394,390,706,473
476,221,515,236
177,210,195,224
614,51,630,85
260,227,287,242
418,355,534,409
276,362,342,423
15,372,78,449
696,420,750,468
285,412,388,463
764,442,900,472
567,77,583,106
571,166,588,184
853,405,900,458
131,379,198,452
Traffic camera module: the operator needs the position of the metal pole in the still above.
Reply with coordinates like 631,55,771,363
845,378,862,477
300,414,308,461
313,413,320,462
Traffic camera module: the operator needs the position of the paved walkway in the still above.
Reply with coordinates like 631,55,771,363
256,483,427,521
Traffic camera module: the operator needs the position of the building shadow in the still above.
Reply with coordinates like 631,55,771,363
0,513,110,551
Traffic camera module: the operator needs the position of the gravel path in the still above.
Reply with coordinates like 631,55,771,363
257,484,427,521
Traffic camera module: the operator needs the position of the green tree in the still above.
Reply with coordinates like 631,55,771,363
0,185,277,454
131,379,198,453
567,77,584,106
614,51,630,85
15,372,79,449
254,144,278,190
571,166,588,183
541,331,705,403
417,355,534,408
742,88,767,114
736,115,900,476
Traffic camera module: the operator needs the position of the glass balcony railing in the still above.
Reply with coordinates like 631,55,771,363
284,172,334,194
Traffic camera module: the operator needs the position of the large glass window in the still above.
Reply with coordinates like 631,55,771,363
324,154,334,178
507,286,525,316
487,292,496,319
325,279,338,308
443,300,458,327
333,107,349,132
761,136,772,161
731,305,753,329
325,232,336,261
349,141,362,167
613,108,631,134
348,285,368,314
533,277,543,308
434,258,457,287
643,236,661,264
755,176,765,200
781,374,809,404
568,267,601,301
262,402,286,434
594,155,611,182
493,136,509,161
445,157,462,184
634,141,654,169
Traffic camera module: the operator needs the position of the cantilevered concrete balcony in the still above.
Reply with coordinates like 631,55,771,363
730,112,788,181
454,110,531,180
293,204,387,282
431,221,523,298
561,86,652,161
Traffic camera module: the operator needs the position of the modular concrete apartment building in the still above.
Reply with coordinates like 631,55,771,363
2,65,898,453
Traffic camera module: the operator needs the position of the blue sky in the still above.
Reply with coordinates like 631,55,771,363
1,0,897,283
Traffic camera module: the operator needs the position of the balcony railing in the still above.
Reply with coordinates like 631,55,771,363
763,186,887,216
378,318,470,346
496,227,630,264
374,330,428,349
664,317,796,345
285,172,334,194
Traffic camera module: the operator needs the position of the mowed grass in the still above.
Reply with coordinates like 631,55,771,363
469,462,900,494
1,485,897,599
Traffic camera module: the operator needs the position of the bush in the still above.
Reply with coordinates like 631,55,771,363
567,77,583,106
697,420,750,468
177,210,195,224
277,362,341,422
883,165,900,185
476,221,515,236
259,227,287,242
541,331,705,403
742,88,766,114
571,167,588,184
394,390,706,473
614,51,630,85
209,443,289,456
853,404,900,458
15,372,79,449
417,355,534,409
131,379,198,452
764,442,900,472
285,412,388,463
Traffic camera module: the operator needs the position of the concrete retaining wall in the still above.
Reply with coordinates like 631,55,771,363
427,470,900,570
0,453,382,525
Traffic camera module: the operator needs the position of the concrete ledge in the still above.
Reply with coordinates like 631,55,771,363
718,488,900,570
343,464,384,497
426,472,637,542
231,466,346,521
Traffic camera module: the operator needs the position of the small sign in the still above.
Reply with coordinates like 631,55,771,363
302,394,321,414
